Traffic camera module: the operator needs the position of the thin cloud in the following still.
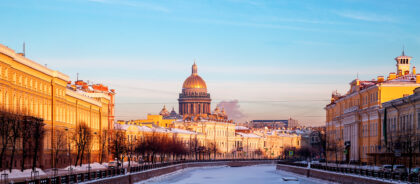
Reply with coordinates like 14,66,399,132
86,0,170,13
202,65,387,76
333,10,395,22
226,0,265,7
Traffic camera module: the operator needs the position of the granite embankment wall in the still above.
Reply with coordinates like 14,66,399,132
276,164,394,184
85,160,275,184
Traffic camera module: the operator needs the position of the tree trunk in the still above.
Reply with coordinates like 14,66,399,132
9,139,17,172
21,141,27,171
33,137,39,171
0,145,7,169
75,149,81,166
80,144,86,167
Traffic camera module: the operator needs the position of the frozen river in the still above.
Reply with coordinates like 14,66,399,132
137,164,335,184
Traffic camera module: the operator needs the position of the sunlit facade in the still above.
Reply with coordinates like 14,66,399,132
0,44,115,169
378,88,420,166
325,51,420,164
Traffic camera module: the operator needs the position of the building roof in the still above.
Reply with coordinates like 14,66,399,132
235,126,249,130
236,132,261,138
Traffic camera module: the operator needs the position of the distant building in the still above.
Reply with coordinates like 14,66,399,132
249,118,299,129
178,62,211,116
117,62,302,159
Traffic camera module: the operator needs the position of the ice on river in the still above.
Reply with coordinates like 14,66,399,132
137,164,336,184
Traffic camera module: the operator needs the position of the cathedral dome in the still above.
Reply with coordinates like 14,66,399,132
182,62,207,89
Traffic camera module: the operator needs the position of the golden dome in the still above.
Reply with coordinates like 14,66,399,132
182,62,207,89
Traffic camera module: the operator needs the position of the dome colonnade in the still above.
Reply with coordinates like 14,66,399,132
178,62,211,116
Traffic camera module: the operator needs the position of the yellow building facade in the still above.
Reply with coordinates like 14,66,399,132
325,51,420,164
0,44,115,169
379,87,420,166
123,114,175,128
118,114,301,159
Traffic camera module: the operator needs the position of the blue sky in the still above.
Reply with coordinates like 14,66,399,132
1,0,420,126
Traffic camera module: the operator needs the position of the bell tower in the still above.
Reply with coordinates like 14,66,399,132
395,50,412,76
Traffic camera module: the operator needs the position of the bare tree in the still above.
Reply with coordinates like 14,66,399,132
31,118,45,171
190,136,200,160
126,134,136,168
0,111,13,169
8,113,21,171
145,131,161,164
135,135,147,163
169,135,187,161
384,116,420,173
254,148,263,159
71,123,92,166
297,146,314,161
208,142,219,160
53,129,67,169
20,116,33,171
86,131,97,172
109,126,127,167
98,129,108,164
326,139,343,167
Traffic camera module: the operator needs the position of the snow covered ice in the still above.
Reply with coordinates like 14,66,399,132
137,164,336,184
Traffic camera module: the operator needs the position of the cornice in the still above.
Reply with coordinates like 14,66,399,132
0,44,69,81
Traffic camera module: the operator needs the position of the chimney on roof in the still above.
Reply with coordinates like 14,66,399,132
377,76,385,83
17,42,26,57
388,72,397,80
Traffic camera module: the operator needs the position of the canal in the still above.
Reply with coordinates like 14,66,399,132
137,164,335,184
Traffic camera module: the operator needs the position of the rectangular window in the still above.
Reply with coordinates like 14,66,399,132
417,112,420,129
400,116,403,131
393,117,396,131
410,114,413,130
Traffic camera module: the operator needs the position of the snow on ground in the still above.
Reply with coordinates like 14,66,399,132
285,164,400,184
295,161,382,171
0,168,46,179
136,164,337,184
64,162,107,171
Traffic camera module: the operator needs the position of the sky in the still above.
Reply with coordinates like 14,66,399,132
1,0,420,126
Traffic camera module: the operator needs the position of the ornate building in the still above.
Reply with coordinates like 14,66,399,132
178,63,211,116
0,43,115,169
117,62,302,160
325,51,420,164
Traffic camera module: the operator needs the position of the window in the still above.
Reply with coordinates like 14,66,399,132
409,114,413,130
393,117,397,131
417,112,420,129
400,116,403,131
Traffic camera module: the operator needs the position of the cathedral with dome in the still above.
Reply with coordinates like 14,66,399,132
159,62,229,121
178,62,212,116
117,62,302,159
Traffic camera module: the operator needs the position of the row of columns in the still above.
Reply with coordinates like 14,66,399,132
179,102,211,115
